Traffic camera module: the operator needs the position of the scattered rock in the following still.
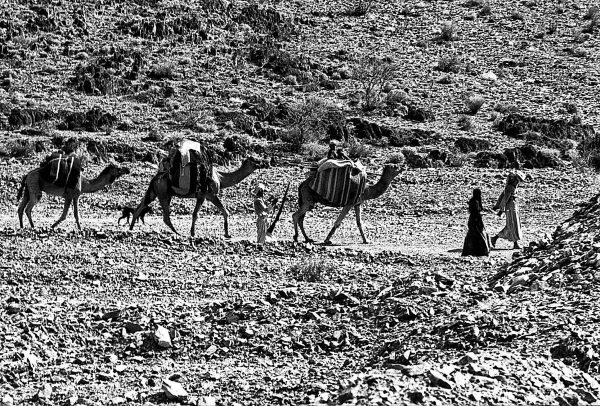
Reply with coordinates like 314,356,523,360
154,326,172,348
162,379,188,402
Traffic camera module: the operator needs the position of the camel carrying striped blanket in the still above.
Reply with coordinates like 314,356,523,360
309,160,367,207
38,153,82,189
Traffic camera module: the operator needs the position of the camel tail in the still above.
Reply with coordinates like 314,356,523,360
297,181,304,209
16,175,26,201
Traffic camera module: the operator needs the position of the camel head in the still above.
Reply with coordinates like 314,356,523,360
381,163,404,181
100,163,130,183
244,155,270,171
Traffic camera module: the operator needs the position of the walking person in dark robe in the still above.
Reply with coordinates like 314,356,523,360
491,170,528,249
462,188,492,257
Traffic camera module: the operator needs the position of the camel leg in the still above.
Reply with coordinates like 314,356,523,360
73,197,82,230
52,197,73,229
207,194,231,238
323,205,352,245
158,196,177,234
292,205,314,243
190,194,207,237
130,183,158,230
17,191,28,228
354,204,368,244
24,190,42,228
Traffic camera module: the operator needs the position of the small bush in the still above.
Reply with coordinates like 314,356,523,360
148,63,176,80
584,5,599,21
582,8,599,34
464,94,485,115
347,140,371,159
458,115,474,131
436,55,461,73
347,0,375,16
386,153,406,166
511,11,525,20
479,2,491,16
354,56,398,110
301,142,328,161
438,21,458,41
290,258,334,282
282,97,344,152
493,102,518,114
0,139,38,158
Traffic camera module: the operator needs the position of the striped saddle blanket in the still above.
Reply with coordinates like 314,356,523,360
309,160,367,207
39,154,82,189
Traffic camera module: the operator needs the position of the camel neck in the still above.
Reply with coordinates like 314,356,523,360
81,174,111,193
218,162,256,189
363,171,396,201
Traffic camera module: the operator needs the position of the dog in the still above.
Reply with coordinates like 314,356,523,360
118,206,152,225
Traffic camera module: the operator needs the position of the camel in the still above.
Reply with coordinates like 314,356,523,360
17,163,130,229
129,156,268,237
292,164,403,245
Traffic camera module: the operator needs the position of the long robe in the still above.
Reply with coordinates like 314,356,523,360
254,197,271,244
495,184,523,242
462,198,491,257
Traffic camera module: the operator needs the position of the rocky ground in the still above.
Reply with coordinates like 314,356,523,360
2,0,600,405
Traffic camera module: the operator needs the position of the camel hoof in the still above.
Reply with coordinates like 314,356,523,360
362,240,370,245
224,234,232,239
304,238,315,244
322,240,333,246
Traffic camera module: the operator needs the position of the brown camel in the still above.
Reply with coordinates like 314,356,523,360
17,163,130,229
292,164,403,244
129,156,268,237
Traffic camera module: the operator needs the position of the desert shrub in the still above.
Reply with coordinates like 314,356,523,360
438,21,458,41
458,115,474,131
436,55,461,73
301,142,328,161
281,98,344,152
479,2,491,16
386,153,406,166
347,139,371,159
464,94,485,115
236,4,296,39
347,0,375,16
582,7,599,33
447,152,469,167
171,97,213,130
0,139,41,158
585,5,600,21
290,258,335,282
578,132,600,171
386,89,411,107
511,11,525,20
148,63,176,80
493,102,519,114
454,137,492,153
353,56,398,110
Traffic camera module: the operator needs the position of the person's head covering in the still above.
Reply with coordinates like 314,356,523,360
473,188,482,200
514,170,526,182
253,183,267,197
329,140,338,149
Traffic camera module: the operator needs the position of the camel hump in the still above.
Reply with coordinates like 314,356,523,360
309,164,367,207
39,153,82,189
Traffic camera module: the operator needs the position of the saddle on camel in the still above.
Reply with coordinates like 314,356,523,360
38,152,83,189
159,139,213,196
308,157,367,207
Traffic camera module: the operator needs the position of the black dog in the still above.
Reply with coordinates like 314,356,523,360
118,206,152,225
